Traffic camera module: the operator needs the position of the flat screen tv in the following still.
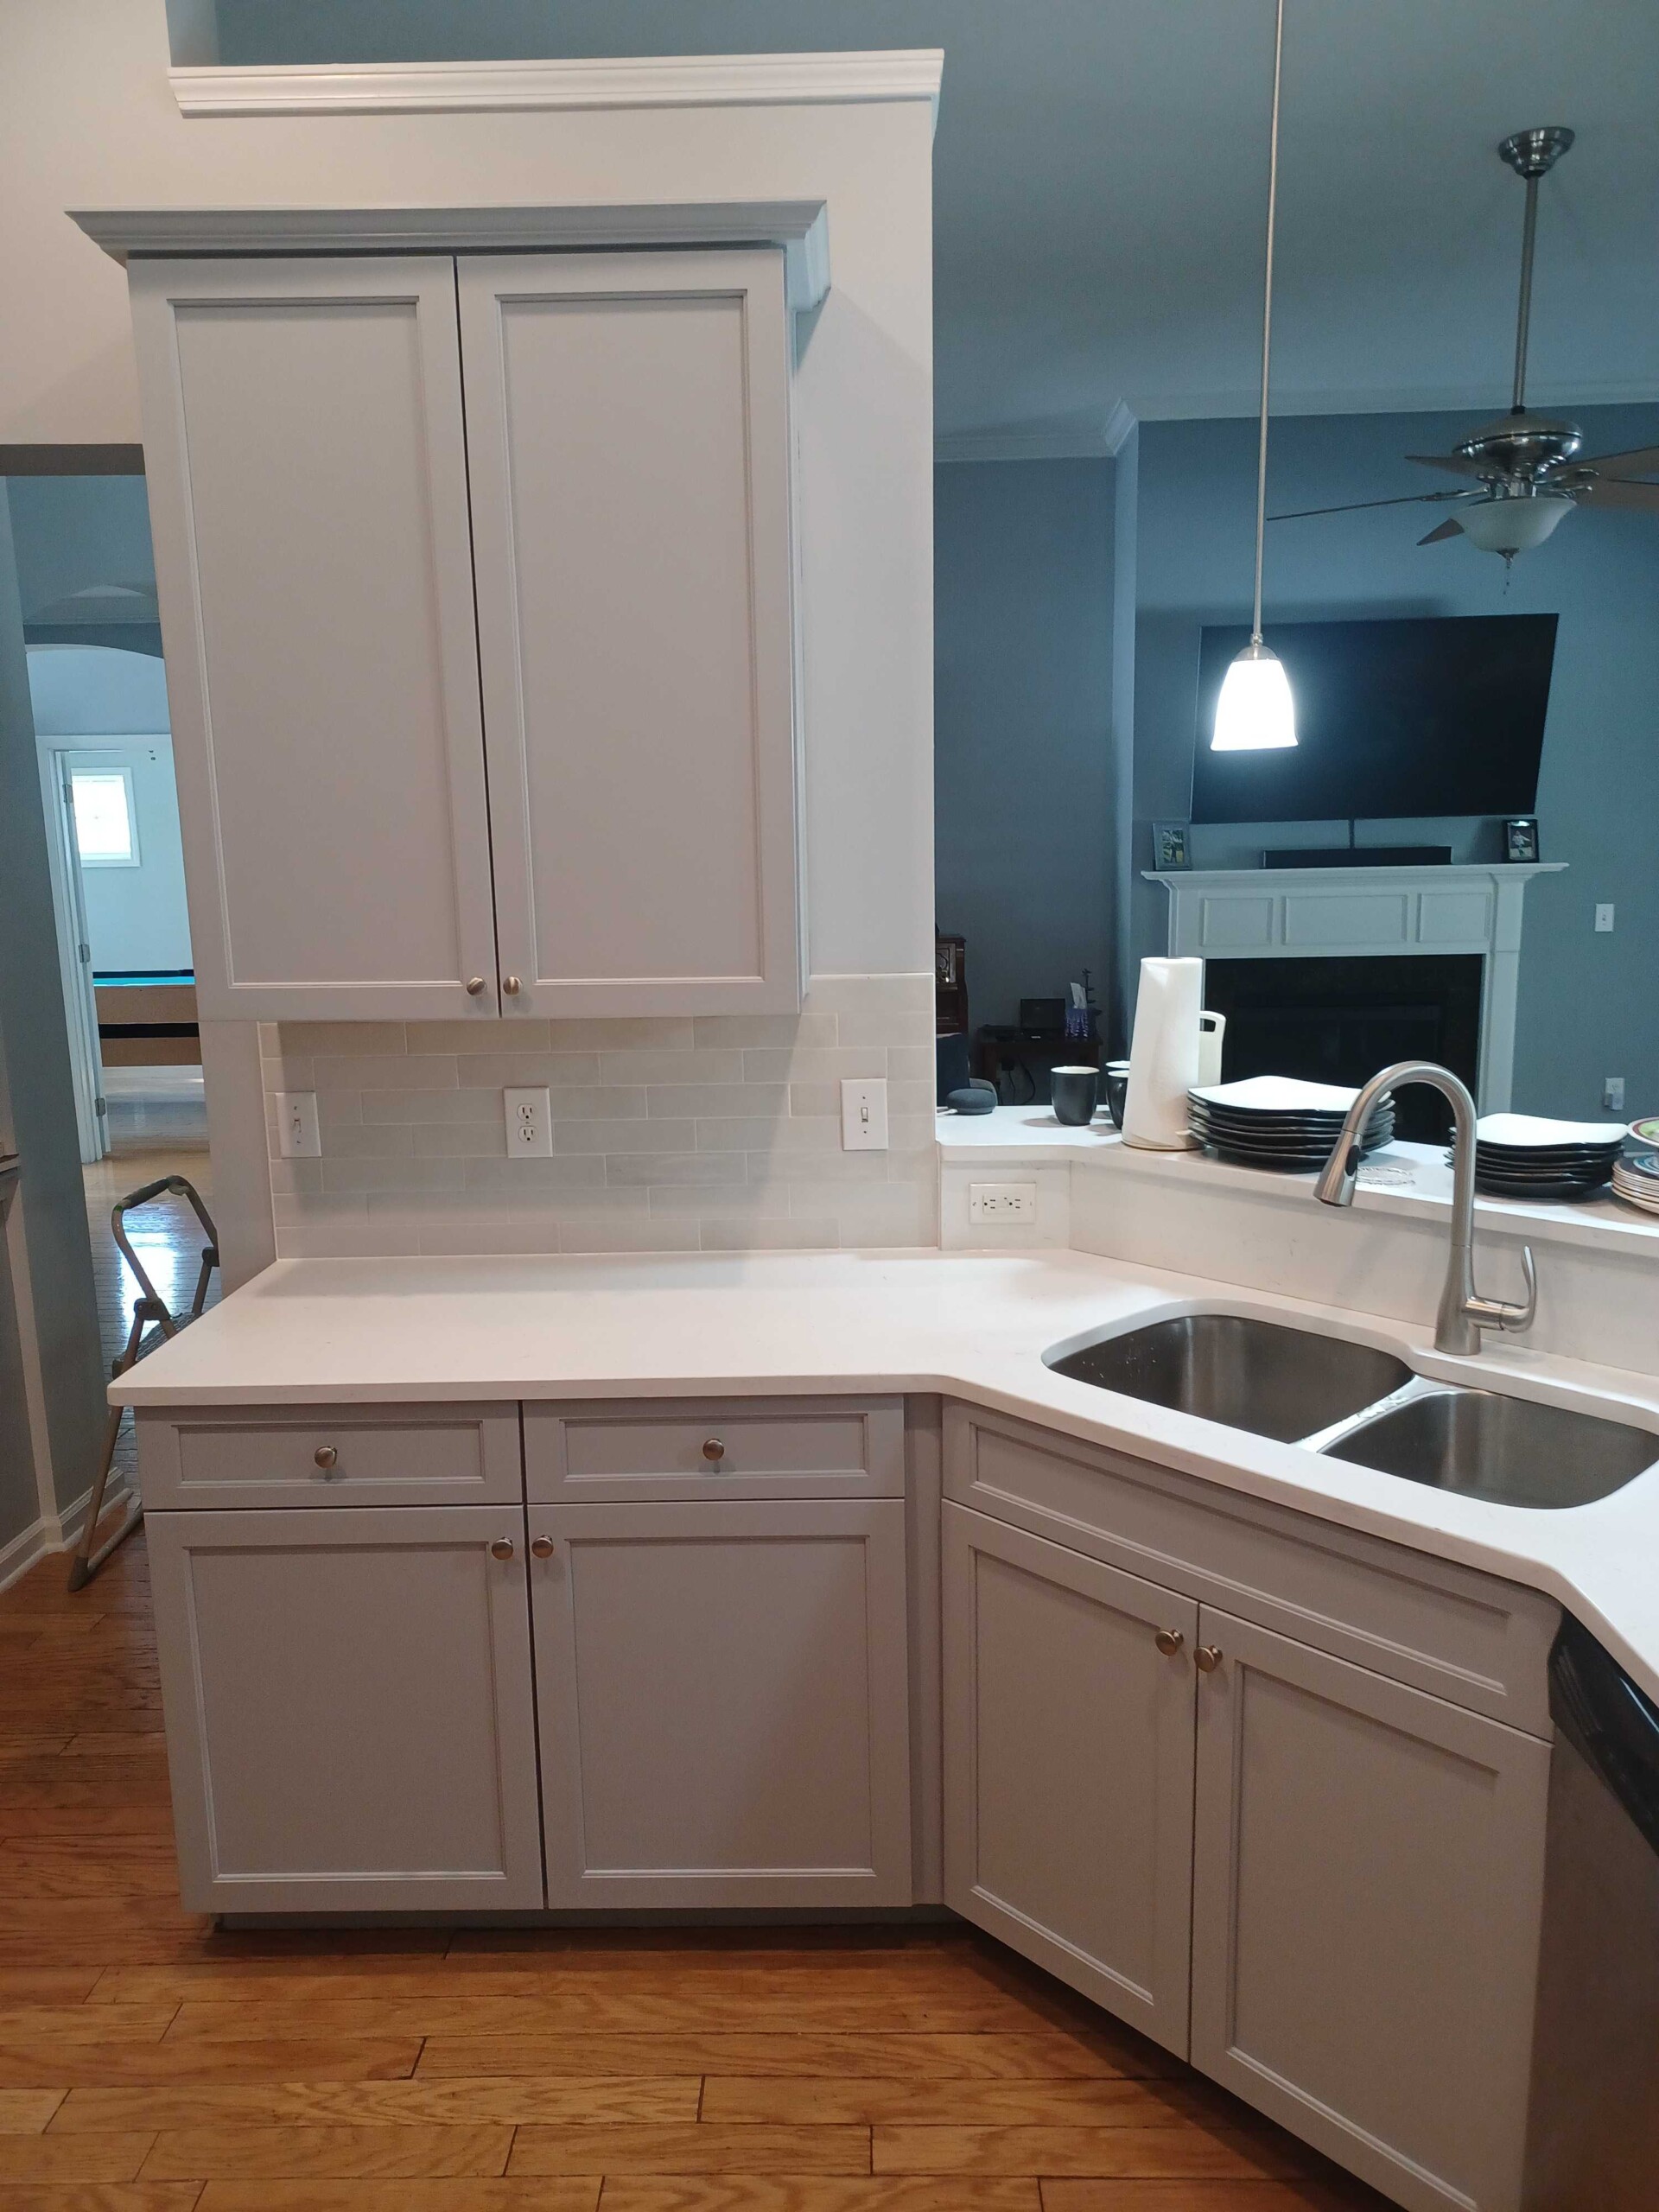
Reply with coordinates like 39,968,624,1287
1189,613,1558,823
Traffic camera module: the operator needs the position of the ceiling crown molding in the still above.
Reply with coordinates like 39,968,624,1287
935,406,1139,464
69,201,832,311
169,49,944,130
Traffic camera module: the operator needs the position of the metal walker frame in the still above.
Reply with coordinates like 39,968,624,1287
68,1175,219,1592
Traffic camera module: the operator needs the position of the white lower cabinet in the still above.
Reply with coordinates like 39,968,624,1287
1190,1607,1550,2212
530,1498,913,1907
148,1506,544,1914
941,1502,1198,2054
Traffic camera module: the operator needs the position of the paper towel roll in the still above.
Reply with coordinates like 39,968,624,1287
1122,957,1204,1150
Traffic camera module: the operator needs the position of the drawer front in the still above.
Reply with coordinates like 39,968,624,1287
524,1397,905,1503
944,1402,1556,1736
138,1403,524,1510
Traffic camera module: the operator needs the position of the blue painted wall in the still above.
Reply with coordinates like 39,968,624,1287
935,458,1116,1031
1130,405,1659,1116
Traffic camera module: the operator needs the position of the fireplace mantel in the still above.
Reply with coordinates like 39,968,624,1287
1144,862,1567,1110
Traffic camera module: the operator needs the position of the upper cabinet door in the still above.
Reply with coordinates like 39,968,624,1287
459,251,803,1015
130,257,501,1021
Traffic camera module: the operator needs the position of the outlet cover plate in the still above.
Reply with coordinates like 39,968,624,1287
970,1180,1039,1224
505,1086,554,1157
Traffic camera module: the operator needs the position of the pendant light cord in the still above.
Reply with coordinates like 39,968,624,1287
1250,0,1287,645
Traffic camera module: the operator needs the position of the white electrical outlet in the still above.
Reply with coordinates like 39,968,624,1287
969,1181,1039,1224
504,1086,553,1157
1604,1077,1626,1114
1595,904,1616,933
275,1091,321,1160
841,1077,889,1152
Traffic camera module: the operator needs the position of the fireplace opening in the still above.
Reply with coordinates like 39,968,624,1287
1203,955,1484,1143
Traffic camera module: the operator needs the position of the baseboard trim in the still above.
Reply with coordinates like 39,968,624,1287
0,1481,133,1593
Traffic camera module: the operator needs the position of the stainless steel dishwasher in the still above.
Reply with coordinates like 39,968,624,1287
1524,1616,1659,2207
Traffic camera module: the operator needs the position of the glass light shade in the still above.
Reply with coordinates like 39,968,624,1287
1458,491,1574,556
1211,641,1297,751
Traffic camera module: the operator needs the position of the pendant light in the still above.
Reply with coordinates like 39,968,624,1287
1212,0,1297,752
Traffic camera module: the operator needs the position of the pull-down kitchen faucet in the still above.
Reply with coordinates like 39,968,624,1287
1314,1060,1538,1357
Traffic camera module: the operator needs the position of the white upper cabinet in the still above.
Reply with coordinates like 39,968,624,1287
459,251,801,1014
130,244,804,1022
130,257,500,1021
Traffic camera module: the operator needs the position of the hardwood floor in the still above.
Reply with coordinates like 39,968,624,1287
0,1536,1395,2212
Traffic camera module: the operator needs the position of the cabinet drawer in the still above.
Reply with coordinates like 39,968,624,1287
524,1396,904,1503
944,1402,1557,1735
137,1403,523,1510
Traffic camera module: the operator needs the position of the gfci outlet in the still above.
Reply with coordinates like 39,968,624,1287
969,1181,1039,1224
274,1091,321,1160
504,1087,553,1157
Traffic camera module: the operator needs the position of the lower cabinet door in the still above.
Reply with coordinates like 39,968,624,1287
942,1503,1198,2055
148,1506,544,1914
1190,1607,1550,2212
530,1498,912,1906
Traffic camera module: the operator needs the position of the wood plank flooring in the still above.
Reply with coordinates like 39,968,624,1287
0,1533,1395,2212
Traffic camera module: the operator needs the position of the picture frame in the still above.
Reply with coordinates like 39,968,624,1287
1153,821,1191,870
1503,817,1541,864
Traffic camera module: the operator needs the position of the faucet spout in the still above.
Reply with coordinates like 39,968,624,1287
1314,1060,1537,1357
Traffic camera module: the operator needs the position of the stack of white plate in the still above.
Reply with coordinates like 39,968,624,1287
1187,1077,1394,1173
1472,1113,1627,1200
1612,1151,1659,1217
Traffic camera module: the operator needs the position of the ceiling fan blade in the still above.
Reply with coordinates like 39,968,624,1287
1576,476,1659,512
1268,490,1465,523
1418,518,1465,545
1406,452,1486,477
1578,444,1659,481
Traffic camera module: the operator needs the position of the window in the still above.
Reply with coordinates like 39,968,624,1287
69,768,138,868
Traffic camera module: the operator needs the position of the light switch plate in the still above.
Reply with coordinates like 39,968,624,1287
841,1077,889,1152
1604,1076,1626,1113
275,1092,321,1160
505,1087,553,1157
1595,904,1616,933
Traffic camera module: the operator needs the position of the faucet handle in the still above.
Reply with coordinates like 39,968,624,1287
1468,1243,1538,1336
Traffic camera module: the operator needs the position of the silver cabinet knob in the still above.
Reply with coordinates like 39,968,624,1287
490,1538,516,1560
465,976,487,996
530,1535,556,1560
502,976,522,996
701,1438,727,1465
313,1445,339,1471
1154,1628,1185,1657
1195,1644,1224,1674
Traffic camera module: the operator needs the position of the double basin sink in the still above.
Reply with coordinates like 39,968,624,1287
1048,1313,1659,1510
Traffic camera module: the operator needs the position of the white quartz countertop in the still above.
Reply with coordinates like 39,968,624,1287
117,1245,1659,1706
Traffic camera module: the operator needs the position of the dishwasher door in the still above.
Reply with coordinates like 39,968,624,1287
1524,1615,1659,2209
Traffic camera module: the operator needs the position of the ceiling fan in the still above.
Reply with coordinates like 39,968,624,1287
1271,126,1659,563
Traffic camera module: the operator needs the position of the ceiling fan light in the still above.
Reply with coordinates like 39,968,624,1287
1458,491,1575,556
1212,641,1297,751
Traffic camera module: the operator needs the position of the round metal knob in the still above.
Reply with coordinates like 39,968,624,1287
502,976,522,996
701,1438,727,1465
1154,1628,1185,1657
1195,1644,1224,1674
465,976,487,996
530,1535,556,1560
489,1538,516,1560
313,1445,339,1471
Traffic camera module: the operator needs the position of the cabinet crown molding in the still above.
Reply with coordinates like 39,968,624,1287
68,201,831,311
168,49,944,129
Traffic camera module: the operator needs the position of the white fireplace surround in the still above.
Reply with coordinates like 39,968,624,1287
1146,862,1566,1111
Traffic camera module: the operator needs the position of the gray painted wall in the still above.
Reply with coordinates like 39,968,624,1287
1129,405,1659,1118
0,489,107,1530
935,458,1115,1032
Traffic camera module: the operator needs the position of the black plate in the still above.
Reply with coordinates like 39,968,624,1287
1477,1175,1611,1200
1192,1106,1395,1139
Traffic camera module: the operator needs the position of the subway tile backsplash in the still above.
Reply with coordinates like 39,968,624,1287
260,974,939,1257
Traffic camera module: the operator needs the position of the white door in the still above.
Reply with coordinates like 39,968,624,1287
1190,1607,1550,2212
35,747,107,1162
129,257,501,1021
459,250,803,1015
942,1503,1198,2056
148,1505,543,1914
530,1498,911,1906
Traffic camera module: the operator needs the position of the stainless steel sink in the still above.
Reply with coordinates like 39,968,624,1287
1325,1388,1659,1509
1048,1314,1414,1445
